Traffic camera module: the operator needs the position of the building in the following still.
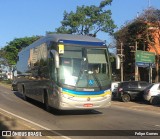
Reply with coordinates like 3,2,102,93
147,22,160,54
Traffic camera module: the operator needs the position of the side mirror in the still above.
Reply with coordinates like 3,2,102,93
115,55,120,69
110,53,120,69
50,50,59,68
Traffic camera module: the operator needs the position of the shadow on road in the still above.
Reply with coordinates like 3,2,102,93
13,91,102,116
49,108,102,116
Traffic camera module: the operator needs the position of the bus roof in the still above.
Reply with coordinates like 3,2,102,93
47,34,105,43
20,34,106,53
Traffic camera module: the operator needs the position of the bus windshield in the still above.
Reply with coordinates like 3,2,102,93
58,46,111,89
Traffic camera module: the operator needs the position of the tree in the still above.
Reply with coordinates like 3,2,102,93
114,7,160,82
56,0,116,37
137,7,160,82
2,36,41,65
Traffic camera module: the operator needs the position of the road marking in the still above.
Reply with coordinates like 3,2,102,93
0,108,70,139
155,125,160,128
130,105,149,108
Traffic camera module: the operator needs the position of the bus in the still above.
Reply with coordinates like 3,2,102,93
14,34,119,111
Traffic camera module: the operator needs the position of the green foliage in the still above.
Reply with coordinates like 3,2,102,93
4,47,18,65
56,0,116,36
46,31,57,35
4,36,41,50
0,50,6,63
0,79,12,84
115,20,151,77
1,36,41,65
138,7,160,23
115,8,160,53
99,0,112,8
109,55,115,62
114,7,160,81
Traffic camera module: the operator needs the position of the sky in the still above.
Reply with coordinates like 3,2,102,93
0,0,160,48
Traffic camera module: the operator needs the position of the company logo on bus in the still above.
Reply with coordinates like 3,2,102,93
87,97,90,101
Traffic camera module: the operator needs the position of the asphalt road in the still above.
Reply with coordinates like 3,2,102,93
0,84,160,139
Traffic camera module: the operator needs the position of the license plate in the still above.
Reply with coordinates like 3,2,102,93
83,104,93,107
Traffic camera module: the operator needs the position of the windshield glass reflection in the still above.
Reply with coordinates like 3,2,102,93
58,46,111,89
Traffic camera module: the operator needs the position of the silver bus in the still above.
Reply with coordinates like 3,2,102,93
15,34,119,111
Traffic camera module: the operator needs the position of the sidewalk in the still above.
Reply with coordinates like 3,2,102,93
0,111,53,139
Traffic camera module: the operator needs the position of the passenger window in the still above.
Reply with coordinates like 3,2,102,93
129,82,138,88
123,83,128,87
139,83,148,88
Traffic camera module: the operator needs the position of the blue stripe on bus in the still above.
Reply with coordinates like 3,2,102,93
59,40,105,46
62,88,105,95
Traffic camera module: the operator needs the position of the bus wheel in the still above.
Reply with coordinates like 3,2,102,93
22,86,28,101
44,93,51,112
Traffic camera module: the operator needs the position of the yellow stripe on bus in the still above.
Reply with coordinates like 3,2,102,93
62,91,111,98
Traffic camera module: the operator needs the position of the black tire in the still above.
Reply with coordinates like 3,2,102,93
11,85,17,91
44,92,51,112
121,94,131,102
150,96,160,105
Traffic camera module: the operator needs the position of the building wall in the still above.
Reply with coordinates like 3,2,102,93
147,24,160,54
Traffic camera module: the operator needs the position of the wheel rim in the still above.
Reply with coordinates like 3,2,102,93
122,94,130,102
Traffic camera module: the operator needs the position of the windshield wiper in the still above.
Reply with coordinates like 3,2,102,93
92,72,102,90
75,68,86,90
75,57,87,89
76,69,83,86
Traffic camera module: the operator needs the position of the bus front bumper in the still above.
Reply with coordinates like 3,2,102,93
59,95,111,110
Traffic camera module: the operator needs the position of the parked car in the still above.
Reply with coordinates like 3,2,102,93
116,81,150,102
143,83,160,105
111,81,120,98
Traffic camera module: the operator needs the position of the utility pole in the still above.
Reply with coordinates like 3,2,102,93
135,41,139,81
120,43,124,82
149,63,152,83
117,42,124,82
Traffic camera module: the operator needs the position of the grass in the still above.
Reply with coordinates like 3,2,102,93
0,80,12,89
0,79,12,84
